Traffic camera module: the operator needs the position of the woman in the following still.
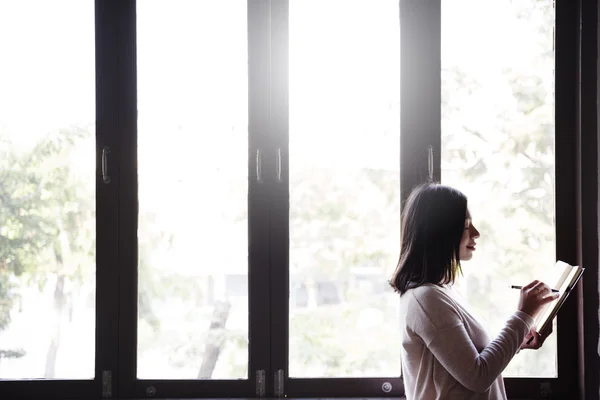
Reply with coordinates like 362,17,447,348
390,183,559,400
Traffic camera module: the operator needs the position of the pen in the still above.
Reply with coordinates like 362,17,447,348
510,285,559,293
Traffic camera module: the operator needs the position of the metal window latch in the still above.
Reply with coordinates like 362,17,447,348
256,149,262,182
427,145,434,182
276,147,282,182
256,369,266,397
102,370,112,398
274,369,284,397
102,146,111,184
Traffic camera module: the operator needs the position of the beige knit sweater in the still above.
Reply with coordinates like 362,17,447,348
399,283,534,400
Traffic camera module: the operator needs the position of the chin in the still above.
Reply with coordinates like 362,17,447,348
460,252,474,261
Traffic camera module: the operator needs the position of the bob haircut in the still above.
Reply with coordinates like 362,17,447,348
389,183,468,295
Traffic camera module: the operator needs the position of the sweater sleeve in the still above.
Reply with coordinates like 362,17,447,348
409,288,534,393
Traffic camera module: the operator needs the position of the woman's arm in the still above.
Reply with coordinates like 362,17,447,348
409,289,533,393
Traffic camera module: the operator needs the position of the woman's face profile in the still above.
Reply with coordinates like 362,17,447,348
459,208,480,261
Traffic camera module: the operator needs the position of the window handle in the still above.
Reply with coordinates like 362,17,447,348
102,146,111,184
256,149,262,182
276,147,282,182
427,145,433,182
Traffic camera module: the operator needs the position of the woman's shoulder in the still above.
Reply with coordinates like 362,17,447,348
402,284,463,330
403,284,457,310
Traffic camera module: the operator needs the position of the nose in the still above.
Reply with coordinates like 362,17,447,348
470,224,480,239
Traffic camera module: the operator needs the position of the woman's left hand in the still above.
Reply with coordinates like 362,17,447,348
520,326,552,350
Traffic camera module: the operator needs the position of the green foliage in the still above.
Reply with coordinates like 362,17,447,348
0,127,94,330
290,294,400,377
290,167,400,280
0,264,13,331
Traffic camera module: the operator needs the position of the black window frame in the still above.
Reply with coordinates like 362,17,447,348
393,0,587,399
0,1,120,398
117,0,272,398
271,0,589,398
2,0,598,399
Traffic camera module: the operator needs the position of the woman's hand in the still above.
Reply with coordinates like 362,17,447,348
517,280,560,318
520,325,553,350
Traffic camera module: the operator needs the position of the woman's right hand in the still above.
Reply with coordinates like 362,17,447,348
517,280,560,318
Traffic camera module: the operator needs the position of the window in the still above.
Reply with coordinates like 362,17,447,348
136,0,249,381
287,0,401,380
0,0,96,382
403,0,581,396
441,0,557,378
0,0,587,399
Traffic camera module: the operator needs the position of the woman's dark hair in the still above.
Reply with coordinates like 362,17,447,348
389,183,468,295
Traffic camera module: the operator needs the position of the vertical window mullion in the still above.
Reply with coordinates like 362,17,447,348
116,0,138,397
95,0,122,397
268,0,289,395
553,0,583,396
580,0,600,396
400,0,441,197
248,0,275,389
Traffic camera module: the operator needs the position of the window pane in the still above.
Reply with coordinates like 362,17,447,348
137,0,248,379
0,0,96,380
441,0,556,377
289,0,401,378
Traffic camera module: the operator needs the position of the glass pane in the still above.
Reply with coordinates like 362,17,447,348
137,0,248,379
441,0,556,377
289,0,401,378
0,0,96,379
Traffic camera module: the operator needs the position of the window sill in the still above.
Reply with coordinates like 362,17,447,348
125,397,536,400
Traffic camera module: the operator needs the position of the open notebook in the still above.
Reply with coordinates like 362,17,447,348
533,260,584,335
